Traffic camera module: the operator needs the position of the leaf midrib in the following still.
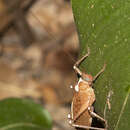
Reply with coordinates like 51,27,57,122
0,122,43,130
114,88,130,130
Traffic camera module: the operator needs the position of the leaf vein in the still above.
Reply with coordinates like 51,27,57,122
0,122,43,130
114,90,130,130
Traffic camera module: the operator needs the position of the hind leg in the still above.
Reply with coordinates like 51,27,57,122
88,106,108,129
70,123,106,130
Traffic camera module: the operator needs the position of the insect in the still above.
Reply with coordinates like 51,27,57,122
68,48,107,130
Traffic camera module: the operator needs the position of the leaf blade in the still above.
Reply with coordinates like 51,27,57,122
71,0,130,129
0,98,52,130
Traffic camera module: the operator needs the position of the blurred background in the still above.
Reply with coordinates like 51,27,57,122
0,0,79,130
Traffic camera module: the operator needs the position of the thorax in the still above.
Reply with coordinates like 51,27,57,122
74,78,92,93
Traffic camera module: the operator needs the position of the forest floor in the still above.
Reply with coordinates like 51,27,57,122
0,0,79,130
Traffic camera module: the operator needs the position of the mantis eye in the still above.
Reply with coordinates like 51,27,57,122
82,74,93,82
85,77,90,81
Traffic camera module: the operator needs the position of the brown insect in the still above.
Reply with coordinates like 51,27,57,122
68,48,107,130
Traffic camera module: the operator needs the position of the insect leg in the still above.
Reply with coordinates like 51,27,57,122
71,123,106,130
73,47,90,76
93,64,106,82
88,107,108,129
88,107,106,122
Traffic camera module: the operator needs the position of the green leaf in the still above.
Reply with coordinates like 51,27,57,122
0,98,52,130
71,0,130,130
